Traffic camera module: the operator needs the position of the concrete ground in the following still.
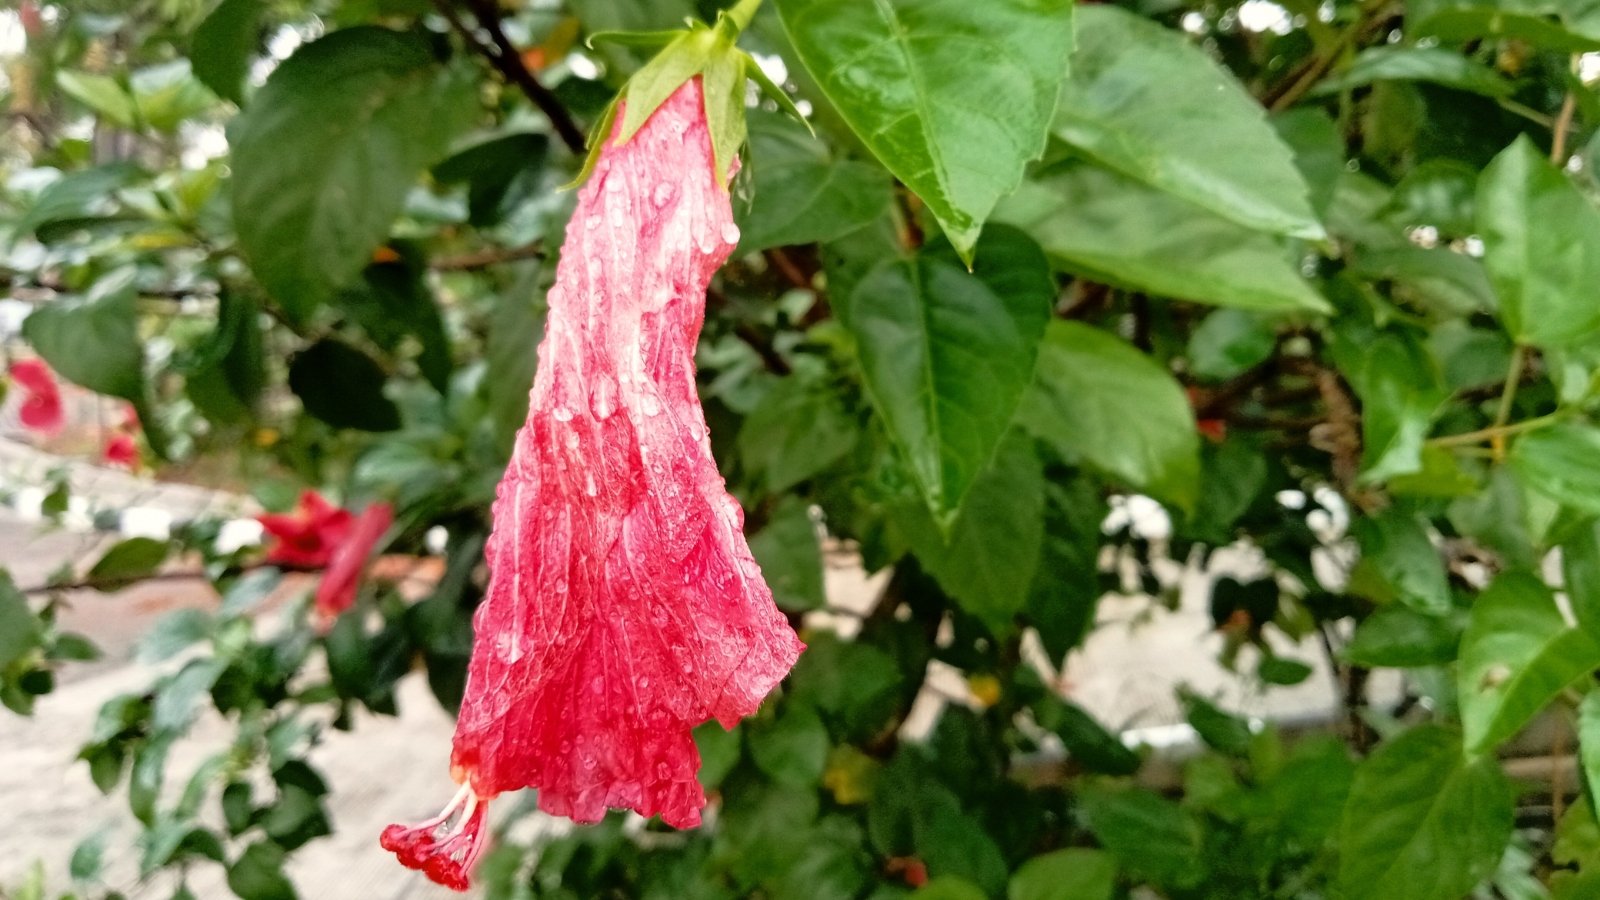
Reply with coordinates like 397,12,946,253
0,427,1352,899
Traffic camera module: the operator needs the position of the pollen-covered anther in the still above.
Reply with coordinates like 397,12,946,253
379,785,491,893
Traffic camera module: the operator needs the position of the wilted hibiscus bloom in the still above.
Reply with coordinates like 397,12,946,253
313,501,393,623
9,358,64,436
258,490,354,568
382,77,803,890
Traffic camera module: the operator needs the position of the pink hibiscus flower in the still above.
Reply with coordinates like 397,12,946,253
382,77,803,890
102,432,139,468
9,358,65,436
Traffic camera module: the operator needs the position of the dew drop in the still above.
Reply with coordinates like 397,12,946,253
582,756,598,771
636,675,650,690
656,763,672,780
584,472,598,497
639,393,662,417
721,222,741,245
590,675,604,694
653,183,673,208
560,740,572,754
551,405,575,422
585,213,602,229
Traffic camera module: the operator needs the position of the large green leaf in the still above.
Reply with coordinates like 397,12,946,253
1411,0,1600,50
894,435,1045,634
0,573,42,672
230,27,473,320
191,0,261,106
1335,330,1446,482
1078,785,1204,889
22,271,145,402
287,339,401,432
1018,321,1200,512
1058,6,1323,241
774,0,1073,261
843,226,1053,523
736,112,893,253
999,162,1328,313
737,375,858,494
1512,423,1600,516
748,498,826,612
13,163,143,239
1580,692,1600,816
1478,136,1600,348
1458,571,1600,753
1339,725,1512,900
1008,849,1114,900
1313,46,1515,98
1349,511,1452,616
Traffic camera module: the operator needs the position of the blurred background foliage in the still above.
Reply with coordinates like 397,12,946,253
6,0,1600,898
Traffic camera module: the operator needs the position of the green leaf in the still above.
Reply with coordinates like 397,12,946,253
14,162,143,239
774,0,1073,261
1339,725,1513,900
748,498,826,612
186,290,267,424
737,376,858,494
431,132,550,228
228,841,297,900
915,879,988,900
230,27,473,320
844,225,1053,522
894,436,1045,634
1313,46,1514,98
1019,321,1200,512
749,706,830,787
0,573,42,673
153,659,225,733
1187,309,1279,381
191,0,261,105
70,826,111,883
1411,0,1600,51
485,266,546,446
22,272,145,402
1079,785,1204,889
1025,480,1106,660
1562,521,1600,638
1336,331,1445,482
1180,689,1253,756
1580,692,1600,817
1058,6,1322,241
129,61,218,132
88,537,171,590
1478,136,1600,347
336,247,453,393
999,162,1328,313
56,71,139,127
287,338,401,432
1344,607,1461,668
1513,423,1600,516
1031,697,1140,776
1350,511,1452,616
736,111,893,253
137,609,214,664
1008,848,1114,900
1459,571,1600,754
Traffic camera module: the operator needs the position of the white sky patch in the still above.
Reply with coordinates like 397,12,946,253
566,51,601,81
1238,0,1293,35
1582,52,1600,84
180,123,229,169
0,11,24,56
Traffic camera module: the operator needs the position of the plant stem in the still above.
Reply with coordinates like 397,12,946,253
1428,411,1560,449
1490,345,1525,460
725,0,763,32
1552,55,1580,164
436,0,587,153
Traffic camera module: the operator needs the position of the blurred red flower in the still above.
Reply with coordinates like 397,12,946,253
258,490,353,568
313,501,393,622
9,358,64,436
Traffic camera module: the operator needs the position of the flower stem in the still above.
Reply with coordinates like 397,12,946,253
725,0,763,32
1490,345,1525,461
1428,411,1560,449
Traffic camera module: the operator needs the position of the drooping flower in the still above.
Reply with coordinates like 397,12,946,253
9,358,65,436
313,501,393,623
382,70,802,890
258,490,354,568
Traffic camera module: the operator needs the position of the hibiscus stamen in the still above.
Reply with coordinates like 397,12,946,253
379,784,490,893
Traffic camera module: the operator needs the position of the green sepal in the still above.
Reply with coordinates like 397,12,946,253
742,49,813,137
584,30,684,50
569,0,782,190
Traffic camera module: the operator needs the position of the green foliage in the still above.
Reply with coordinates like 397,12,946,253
9,0,1600,898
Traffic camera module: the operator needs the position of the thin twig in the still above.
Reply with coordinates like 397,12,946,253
1490,345,1526,461
1552,59,1580,165
1428,412,1562,449
438,0,587,154
431,242,546,271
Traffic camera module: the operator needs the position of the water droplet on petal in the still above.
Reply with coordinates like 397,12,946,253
582,755,597,771
656,763,672,780
585,214,602,229
639,394,662,417
721,222,741,245
551,405,574,422
591,373,618,419
584,472,597,497
636,676,650,690
653,183,673,208
590,676,604,694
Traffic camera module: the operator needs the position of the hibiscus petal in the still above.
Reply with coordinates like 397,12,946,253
447,77,803,827
314,501,394,621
